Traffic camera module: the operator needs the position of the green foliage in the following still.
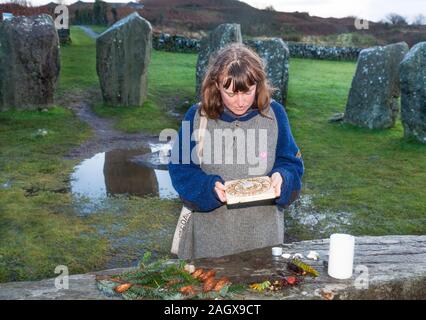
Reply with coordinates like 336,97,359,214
93,0,108,26
140,251,152,267
98,255,247,300
290,259,319,277
249,280,271,292
73,8,94,25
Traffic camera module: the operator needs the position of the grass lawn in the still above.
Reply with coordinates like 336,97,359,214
88,25,109,34
0,26,424,282
0,27,182,282
287,58,426,236
57,28,99,93
0,107,110,282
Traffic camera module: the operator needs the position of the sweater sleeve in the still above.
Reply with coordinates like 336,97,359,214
268,101,304,208
168,104,225,212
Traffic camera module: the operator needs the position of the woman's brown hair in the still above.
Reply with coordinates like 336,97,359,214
200,43,276,119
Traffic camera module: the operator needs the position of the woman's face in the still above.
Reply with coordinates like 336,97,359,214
217,79,257,116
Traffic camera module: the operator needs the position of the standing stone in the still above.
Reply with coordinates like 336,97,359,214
57,28,71,45
344,42,409,129
195,23,242,99
96,12,152,107
0,14,60,111
245,38,290,105
400,42,426,143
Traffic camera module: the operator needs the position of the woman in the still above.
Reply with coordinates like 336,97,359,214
169,43,304,260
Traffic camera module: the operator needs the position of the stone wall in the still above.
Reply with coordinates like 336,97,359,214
152,32,200,53
152,33,362,61
286,42,362,61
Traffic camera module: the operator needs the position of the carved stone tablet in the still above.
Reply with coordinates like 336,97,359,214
225,176,276,205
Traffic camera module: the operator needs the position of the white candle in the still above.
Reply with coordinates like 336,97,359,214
272,247,283,256
328,233,355,279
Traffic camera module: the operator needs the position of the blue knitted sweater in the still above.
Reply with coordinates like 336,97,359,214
168,100,304,212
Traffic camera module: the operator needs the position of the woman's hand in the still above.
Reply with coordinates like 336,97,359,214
214,181,227,203
271,172,283,198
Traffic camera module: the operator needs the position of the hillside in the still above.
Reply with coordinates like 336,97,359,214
138,0,426,46
1,0,425,46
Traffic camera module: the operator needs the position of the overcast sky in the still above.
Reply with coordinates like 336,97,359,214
244,0,426,22
3,0,426,23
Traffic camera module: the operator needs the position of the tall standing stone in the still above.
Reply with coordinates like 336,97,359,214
245,38,290,105
195,23,242,99
400,42,426,143
0,14,60,111
96,12,152,107
344,42,409,129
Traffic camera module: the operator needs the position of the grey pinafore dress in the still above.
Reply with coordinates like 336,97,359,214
179,106,284,260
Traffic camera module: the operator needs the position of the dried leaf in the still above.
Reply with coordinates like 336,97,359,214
213,277,231,292
320,290,335,300
179,285,196,295
200,269,216,282
165,279,184,287
114,283,132,293
203,277,218,293
192,268,204,279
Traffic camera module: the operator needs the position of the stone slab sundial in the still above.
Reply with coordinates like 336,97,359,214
224,176,276,205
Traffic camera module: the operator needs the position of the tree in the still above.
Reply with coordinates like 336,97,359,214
412,14,426,25
10,0,30,6
111,7,118,23
385,13,408,25
78,8,93,25
102,2,108,25
74,9,80,24
93,0,108,25
264,5,275,11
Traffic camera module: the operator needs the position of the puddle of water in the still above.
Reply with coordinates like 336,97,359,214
70,146,178,205
131,142,172,170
